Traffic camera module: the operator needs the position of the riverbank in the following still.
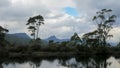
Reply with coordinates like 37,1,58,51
1,44,120,59
0,51,113,59
8,52,77,58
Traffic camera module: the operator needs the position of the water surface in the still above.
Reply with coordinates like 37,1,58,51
1,56,120,68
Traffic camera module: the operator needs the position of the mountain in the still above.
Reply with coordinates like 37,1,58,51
45,35,60,42
5,33,69,45
12,33,30,39
45,35,69,42
5,33,31,45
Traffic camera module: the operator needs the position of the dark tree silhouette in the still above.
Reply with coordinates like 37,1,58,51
93,9,116,46
82,9,116,47
71,33,81,41
70,33,82,46
82,30,99,47
0,25,9,46
0,26,9,40
117,42,120,47
26,15,44,40
49,40,54,46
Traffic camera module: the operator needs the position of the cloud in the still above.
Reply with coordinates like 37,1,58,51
108,27,120,43
73,0,120,22
0,0,120,44
73,0,120,43
0,0,51,21
0,0,76,39
39,13,96,39
0,0,11,7
41,0,75,10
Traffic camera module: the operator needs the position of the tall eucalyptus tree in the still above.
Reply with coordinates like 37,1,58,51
26,15,44,40
92,9,116,46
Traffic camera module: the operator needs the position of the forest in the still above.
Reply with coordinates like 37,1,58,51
0,9,120,59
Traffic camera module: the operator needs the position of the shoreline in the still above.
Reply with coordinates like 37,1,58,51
6,51,113,58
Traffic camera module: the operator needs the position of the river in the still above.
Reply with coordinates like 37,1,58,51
1,56,120,68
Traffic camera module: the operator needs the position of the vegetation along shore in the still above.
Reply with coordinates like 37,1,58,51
0,9,120,59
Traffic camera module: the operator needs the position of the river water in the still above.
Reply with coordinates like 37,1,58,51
1,56,120,68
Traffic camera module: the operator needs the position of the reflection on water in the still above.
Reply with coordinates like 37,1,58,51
107,57,120,68
1,56,120,68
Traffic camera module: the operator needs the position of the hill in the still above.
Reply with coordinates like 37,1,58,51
5,33,31,45
45,35,69,42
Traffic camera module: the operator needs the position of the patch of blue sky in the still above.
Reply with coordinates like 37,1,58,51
63,7,80,17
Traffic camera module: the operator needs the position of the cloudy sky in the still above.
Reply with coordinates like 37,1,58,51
0,0,120,43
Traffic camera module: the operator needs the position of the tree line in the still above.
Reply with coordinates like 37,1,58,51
0,9,120,58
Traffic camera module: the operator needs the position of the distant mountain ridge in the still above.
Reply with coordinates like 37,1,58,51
5,33,70,45
45,35,69,42
11,33,30,39
5,33,31,45
4,33,116,46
